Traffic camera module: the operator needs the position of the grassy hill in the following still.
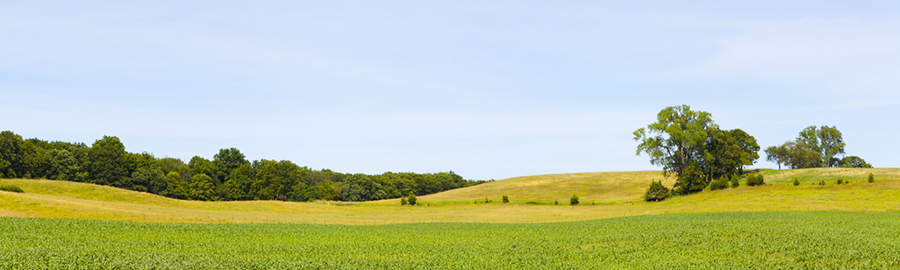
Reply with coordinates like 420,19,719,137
1,168,899,224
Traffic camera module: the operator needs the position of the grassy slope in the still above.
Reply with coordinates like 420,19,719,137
1,168,899,224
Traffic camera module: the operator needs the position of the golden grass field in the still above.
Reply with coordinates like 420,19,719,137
1,168,899,224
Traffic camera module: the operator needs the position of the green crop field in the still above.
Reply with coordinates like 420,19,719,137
2,211,899,269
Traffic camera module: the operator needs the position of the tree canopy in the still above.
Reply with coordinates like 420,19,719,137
766,126,865,169
0,130,489,202
634,105,759,195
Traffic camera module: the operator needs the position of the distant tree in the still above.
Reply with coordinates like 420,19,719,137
868,173,875,183
0,131,24,178
213,148,249,183
839,156,872,168
704,128,760,180
796,126,845,167
634,105,716,194
48,149,80,181
132,167,166,194
644,180,670,202
407,193,417,206
570,194,579,205
187,173,216,201
88,136,135,187
764,145,789,170
165,172,187,199
793,178,800,186
502,195,509,203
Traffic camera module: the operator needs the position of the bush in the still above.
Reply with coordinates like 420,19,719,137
570,194,579,205
836,179,843,185
868,173,875,183
400,197,408,206
502,195,509,203
554,199,559,205
0,184,24,193
819,180,825,185
644,180,670,202
407,193,417,206
484,197,491,203
709,176,728,191
746,173,765,186
793,178,800,186
730,175,740,188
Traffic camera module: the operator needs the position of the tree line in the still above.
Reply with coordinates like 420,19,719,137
0,131,488,201
634,105,870,201
764,126,871,169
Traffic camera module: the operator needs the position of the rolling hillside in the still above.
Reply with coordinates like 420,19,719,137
1,168,899,224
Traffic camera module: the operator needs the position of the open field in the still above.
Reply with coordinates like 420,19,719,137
2,211,899,269
0,168,899,224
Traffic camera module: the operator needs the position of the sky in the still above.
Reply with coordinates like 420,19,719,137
2,1,899,180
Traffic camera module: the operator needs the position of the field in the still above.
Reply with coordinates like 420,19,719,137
2,168,900,268
2,211,899,269
1,168,899,224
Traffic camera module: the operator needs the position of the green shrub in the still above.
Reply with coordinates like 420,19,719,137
570,194,579,205
644,180,670,202
0,184,24,193
868,173,875,183
819,180,825,185
793,178,800,186
836,179,843,185
554,199,559,205
730,175,740,188
502,195,509,203
484,197,491,203
709,176,728,191
746,173,765,186
407,193,417,206
400,197,408,206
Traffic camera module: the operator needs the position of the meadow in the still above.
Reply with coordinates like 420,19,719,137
2,211,899,269
1,168,899,224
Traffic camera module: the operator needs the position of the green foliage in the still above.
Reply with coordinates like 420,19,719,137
187,174,216,201
836,179,844,185
840,156,872,168
635,106,759,195
729,174,739,188
554,199,559,205
88,136,135,187
400,197,408,205
793,178,800,186
0,184,24,193
868,173,875,183
502,195,509,203
634,105,715,179
819,180,825,185
407,193,417,206
644,180,670,202
746,173,765,186
569,194,579,205
709,176,728,191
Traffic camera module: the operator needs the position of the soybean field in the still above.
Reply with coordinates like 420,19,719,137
2,211,899,269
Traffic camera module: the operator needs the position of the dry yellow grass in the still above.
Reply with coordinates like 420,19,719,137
1,168,898,225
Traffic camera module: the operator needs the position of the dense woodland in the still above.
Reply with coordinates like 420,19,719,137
0,131,487,201
635,105,871,201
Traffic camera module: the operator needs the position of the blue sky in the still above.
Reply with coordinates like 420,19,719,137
2,1,898,180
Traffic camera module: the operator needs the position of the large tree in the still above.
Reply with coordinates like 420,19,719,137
88,136,135,187
796,126,845,167
635,105,759,195
634,105,715,179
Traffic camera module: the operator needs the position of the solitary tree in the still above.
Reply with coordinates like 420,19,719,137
634,105,715,194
